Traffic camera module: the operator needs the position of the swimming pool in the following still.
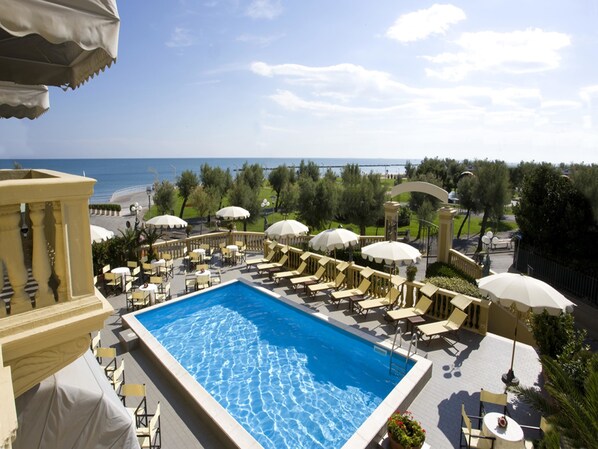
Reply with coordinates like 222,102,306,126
125,279,432,449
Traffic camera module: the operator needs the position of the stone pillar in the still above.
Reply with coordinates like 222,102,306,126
29,202,55,307
437,207,457,263
383,201,401,241
0,205,31,314
52,201,68,301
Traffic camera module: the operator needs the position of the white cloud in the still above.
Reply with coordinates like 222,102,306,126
165,27,195,48
579,85,598,104
246,0,282,19
424,28,571,81
236,33,284,46
386,4,466,43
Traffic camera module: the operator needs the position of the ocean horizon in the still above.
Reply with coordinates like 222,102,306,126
0,157,417,203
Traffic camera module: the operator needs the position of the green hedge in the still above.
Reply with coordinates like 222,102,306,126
89,203,121,212
425,261,477,285
423,275,486,298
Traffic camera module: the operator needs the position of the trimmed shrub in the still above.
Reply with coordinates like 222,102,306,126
425,261,477,285
423,275,485,298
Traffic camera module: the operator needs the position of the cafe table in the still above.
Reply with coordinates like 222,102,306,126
139,283,158,305
482,412,524,449
110,267,130,292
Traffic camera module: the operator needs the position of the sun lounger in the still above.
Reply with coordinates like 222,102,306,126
290,266,326,291
354,285,402,319
329,278,371,309
257,254,288,275
417,308,468,345
307,272,346,297
246,246,276,269
273,262,307,284
385,295,433,324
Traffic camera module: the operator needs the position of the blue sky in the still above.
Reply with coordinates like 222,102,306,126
2,0,598,163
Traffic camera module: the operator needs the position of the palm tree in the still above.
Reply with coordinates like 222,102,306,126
119,227,141,262
140,227,163,262
514,355,598,449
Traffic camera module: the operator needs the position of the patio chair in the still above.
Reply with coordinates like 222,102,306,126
156,282,171,302
306,272,346,298
127,261,138,269
127,266,141,286
330,278,371,309
479,389,509,420
142,262,156,279
196,273,210,290
521,417,551,449
354,286,401,319
290,266,326,292
137,402,161,449
417,307,468,345
150,276,163,286
102,264,111,274
110,359,125,392
257,254,288,275
131,291,150,310
94,347,117,375
385,295,433,325
210,268,222,285
90,332,101,352
120,383,148,427
460,404,495,448
184,275,197,293
103,272,122,296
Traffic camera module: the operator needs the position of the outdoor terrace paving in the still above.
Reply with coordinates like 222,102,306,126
98,254,542,449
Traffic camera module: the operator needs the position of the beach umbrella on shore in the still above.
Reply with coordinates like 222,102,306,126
0,81,49,119
90,225,114,243
265,219,309,241
146,214,187,229
477,272,575,386
0,0,120,90
361,241,421,274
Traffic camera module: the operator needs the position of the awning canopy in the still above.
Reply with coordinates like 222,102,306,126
0,0,120,90
0,81,49,119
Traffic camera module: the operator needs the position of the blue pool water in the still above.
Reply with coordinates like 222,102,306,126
136,282,413,449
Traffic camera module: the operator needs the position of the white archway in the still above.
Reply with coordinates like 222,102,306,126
390,181,449,203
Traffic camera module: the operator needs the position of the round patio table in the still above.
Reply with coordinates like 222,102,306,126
110,267,130,292
139,283,158,305
482,412,524,449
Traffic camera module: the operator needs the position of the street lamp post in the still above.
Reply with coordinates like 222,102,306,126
481,231,495,276
146,186,152,218
130,202,142,229
261,198,270,231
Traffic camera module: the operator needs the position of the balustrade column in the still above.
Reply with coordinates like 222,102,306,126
29,202,54,307
437,207,457,263
52,201,68,301
0,205,31,314
0,260,5,317
383,201,401,241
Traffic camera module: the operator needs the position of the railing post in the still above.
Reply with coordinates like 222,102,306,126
0,205,30,314
29,202,54,307
52,201,68,301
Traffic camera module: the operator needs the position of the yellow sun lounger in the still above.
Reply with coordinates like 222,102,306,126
354,286,402,319
257,254,288,274
329,278,371,308
417,308,468,344
385,295,433,323
290,266,326,291
272,261,307,284
307,272,346,297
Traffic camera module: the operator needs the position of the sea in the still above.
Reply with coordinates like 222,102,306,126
0,158,416,203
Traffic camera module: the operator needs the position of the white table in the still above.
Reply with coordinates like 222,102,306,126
195,270,211,287
483,412,524,449
110,267,130,292
226,245,239,264
139,283,158,305
192,248,206,256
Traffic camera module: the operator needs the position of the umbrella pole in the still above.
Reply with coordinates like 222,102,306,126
502,312,520,387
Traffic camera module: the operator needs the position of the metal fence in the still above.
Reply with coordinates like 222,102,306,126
515,246,598,305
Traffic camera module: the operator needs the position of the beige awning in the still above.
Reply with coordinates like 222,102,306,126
0,0,120,90
0,81,49,119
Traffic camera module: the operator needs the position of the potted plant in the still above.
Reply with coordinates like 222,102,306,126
387,410,426,449
406,265,417,282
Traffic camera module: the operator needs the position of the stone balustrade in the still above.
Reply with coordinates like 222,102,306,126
0,169,113,444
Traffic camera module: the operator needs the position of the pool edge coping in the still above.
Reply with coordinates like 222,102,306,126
123,278,432,449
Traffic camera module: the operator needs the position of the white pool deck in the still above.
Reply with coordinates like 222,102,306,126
99,255,542,449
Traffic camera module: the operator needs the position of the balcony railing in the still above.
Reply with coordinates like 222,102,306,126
0,169,113,403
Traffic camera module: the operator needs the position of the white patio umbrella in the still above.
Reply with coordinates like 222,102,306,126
216,206,250,220
145,214,188,229
478,272,575,386
361,241,421,273
0,81,49,119
265,219,309,241
309,228,359,272
0,0,120,90
90,225,114,243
